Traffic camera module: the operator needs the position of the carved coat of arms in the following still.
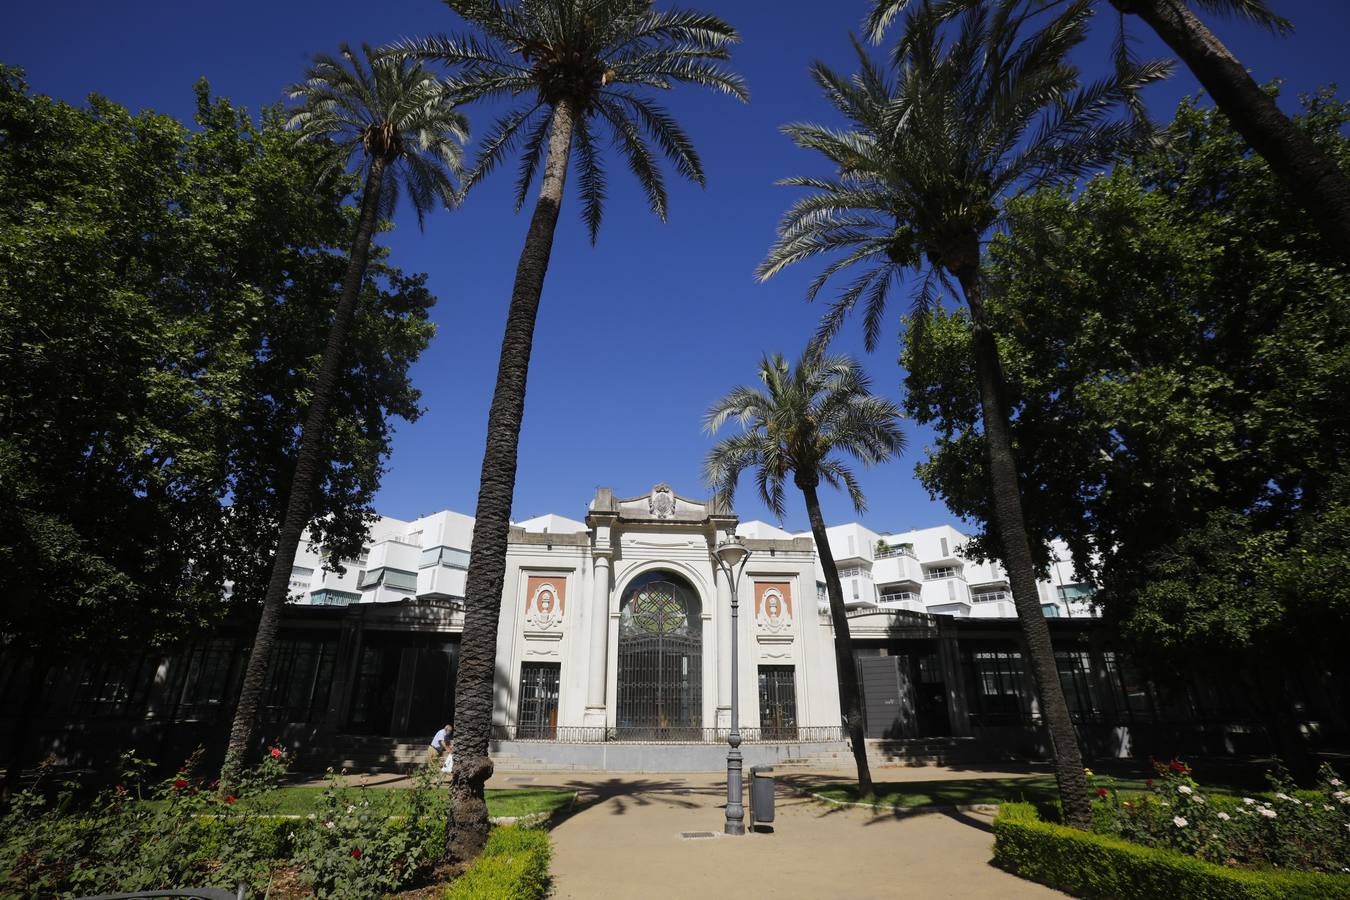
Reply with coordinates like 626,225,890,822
649,483,676,518
756,586,793,635
525,581,564,630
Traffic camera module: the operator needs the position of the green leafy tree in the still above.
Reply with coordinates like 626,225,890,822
395,0,747,861
757,0,1168,827
902,92,1350,779
866,0,1350,253
220,43,468,788
704,349,905,798
0,66,436,793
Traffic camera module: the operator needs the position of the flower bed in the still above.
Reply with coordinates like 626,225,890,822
1088,760,1350,874
0,749,556,898
994,802,1350,899
993,759,1350,899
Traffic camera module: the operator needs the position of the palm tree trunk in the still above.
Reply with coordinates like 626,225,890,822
1116,0,1350,253
799,479,874,797
954,267,1092,828
219,156,388,789
446,100,575,865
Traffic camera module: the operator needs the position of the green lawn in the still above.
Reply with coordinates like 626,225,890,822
807,775,1242,809
152,787,575,820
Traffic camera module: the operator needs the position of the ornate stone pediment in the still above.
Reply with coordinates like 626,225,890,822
613,483,711,523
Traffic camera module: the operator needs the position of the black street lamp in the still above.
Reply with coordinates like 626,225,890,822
713,534,751,835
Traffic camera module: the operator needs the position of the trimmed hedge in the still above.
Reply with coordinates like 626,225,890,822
993,803,1350,900
442,827,551,900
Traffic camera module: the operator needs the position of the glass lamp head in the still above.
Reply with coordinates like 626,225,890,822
716,537,749,570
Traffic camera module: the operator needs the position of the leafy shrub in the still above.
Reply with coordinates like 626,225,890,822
442,827,551,900
1089,760,1350,873
0,747,294,896
292,761,447,898
995,802,1350,899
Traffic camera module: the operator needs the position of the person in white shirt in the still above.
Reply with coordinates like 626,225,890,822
429,723,454,773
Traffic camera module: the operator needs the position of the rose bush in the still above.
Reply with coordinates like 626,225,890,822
1090,759,1350,874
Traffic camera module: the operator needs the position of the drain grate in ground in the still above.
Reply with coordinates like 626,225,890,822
680,831,717,840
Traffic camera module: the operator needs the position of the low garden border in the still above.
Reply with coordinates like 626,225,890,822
993,802,1350,899
442,827,551,900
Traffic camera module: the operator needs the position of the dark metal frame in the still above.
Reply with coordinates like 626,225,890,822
615,576,702,733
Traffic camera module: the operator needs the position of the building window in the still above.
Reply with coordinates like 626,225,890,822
758,666,798,740
816,582,827,603
310,589,360,606
847,535,856,557
924,566,957,581
261,637,337,724
74,657,155,717
971,589,1009,603
289,565,314,595
419,546,470,570
1041,603,1060,618
1055,651,1097,718
1057,583,1095,603
851,578,859,599
359,567,418,591
963,648,1028,725
517,663,561,739
940,537,949,556
174,639,240,722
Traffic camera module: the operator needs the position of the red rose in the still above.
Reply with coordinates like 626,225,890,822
173,778,188,790
350,848,362,859
1097,787,1109,798
1146,779,1154,787
224,795,236,805
270,747,283,759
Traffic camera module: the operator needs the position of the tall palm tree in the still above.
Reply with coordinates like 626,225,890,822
394,0,747,862
758,0,1168,828
705,349,906,799
219,43,468,787
868,0,1350,253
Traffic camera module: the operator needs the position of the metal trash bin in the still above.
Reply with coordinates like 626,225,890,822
749,766,775,828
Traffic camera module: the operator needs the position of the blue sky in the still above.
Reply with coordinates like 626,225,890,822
5,1,1348,533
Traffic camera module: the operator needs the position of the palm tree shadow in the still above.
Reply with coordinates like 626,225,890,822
540,777,704,827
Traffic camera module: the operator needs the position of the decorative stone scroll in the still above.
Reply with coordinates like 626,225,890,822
649,482,676,518
754,581,795,644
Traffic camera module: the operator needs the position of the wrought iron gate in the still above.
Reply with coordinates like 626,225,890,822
517,662,560,739
616,576,702,740
758,665,798,740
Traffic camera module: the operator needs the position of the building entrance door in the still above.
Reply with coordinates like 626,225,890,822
518,662,560,739
616,573,702,739
758,665,798,740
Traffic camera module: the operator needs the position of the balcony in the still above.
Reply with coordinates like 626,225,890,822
875,545,917,560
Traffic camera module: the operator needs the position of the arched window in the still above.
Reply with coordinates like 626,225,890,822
616,572,702,739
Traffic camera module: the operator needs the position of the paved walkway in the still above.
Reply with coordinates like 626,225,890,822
498,769,1063,899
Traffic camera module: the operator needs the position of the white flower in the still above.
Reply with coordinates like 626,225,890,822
1326,805,1336,812
1217,812,1231,821
1330,778,1343,787
1243,797,1256,805
346,804,356,814
306,813,316,821
1334,791,1349,801
1178,785,1193,795
324,820,335,829
1291,798,1302,806
1194,796,1205,805
1276,792,1292,801
1173,816,1188,828
1258,807,1278,819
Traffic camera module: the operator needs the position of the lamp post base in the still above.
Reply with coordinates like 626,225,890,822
725,744,745,835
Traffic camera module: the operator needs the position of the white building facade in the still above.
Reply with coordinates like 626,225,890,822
284,483,1095,752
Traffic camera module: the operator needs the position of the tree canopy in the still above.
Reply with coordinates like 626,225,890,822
0,66,436,656
901,89,1350,664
